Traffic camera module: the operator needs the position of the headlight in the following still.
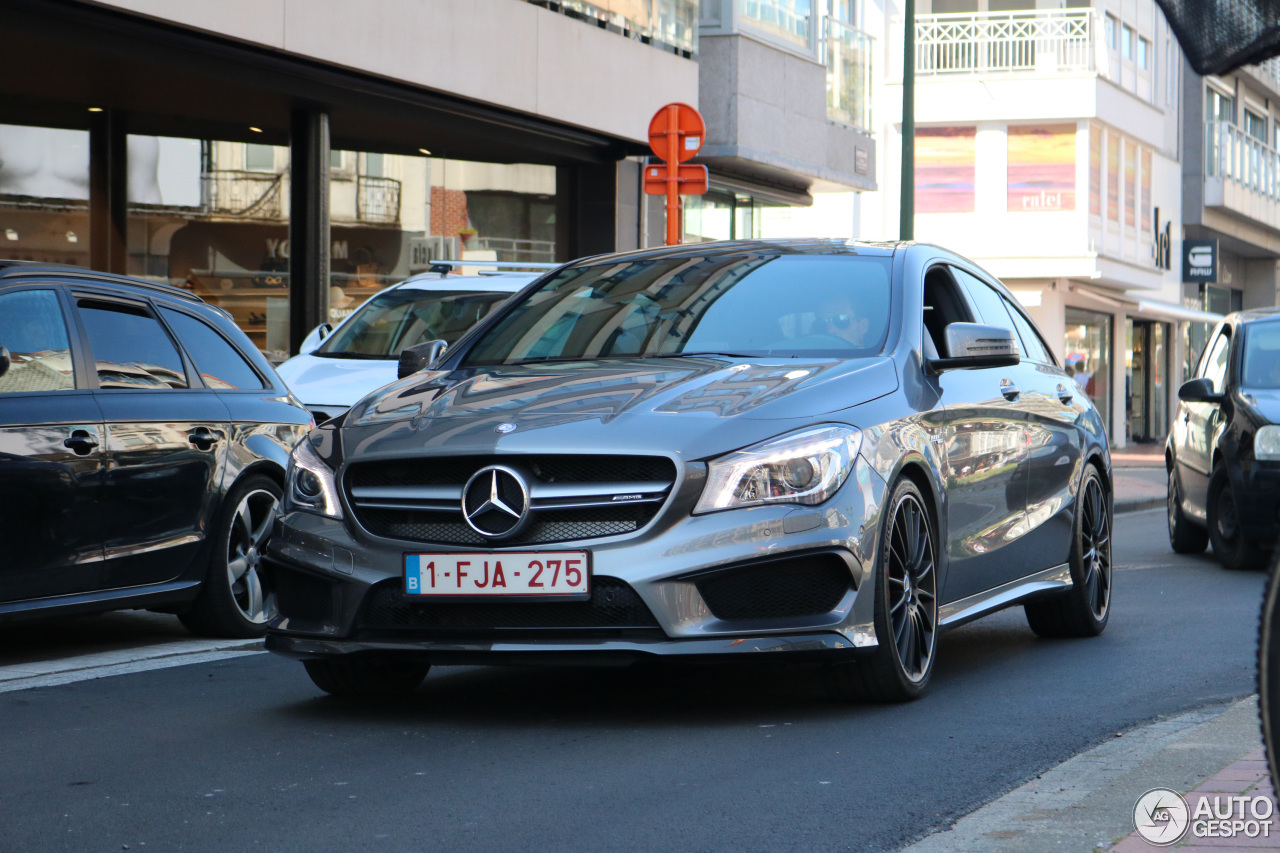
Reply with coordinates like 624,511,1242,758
1257,425,1280,461
694,425,862,514
285,438,344,519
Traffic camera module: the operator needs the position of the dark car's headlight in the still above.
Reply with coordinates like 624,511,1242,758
285,439,344,519
1257,425,1280,461
694,425,862,514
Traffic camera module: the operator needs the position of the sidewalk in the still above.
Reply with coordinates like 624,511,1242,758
1112,441,1167,515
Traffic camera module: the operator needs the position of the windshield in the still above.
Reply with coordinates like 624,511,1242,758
316,289,511,358
1243,320,1280,388
462,253,893,366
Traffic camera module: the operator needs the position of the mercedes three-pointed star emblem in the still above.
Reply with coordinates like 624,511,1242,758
461,465,530,538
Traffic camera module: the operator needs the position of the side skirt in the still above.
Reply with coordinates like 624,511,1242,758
938,564,1073,630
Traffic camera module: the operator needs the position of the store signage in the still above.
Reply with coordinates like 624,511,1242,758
1152,207,1171,271
264,238,349,260
1183,239,1217,283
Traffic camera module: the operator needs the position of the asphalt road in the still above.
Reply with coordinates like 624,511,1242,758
1,508,1267,853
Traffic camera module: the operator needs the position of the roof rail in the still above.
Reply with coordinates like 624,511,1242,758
0,263,204,303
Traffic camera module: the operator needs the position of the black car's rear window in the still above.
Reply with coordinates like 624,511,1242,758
462,254,893,366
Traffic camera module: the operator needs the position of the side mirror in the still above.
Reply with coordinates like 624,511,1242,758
298,323,333,355
1178,377,1223,404
930,323,1021,372
397,339,448,379
0,344,9,380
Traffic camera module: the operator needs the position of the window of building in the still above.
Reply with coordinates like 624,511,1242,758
1089,125,1102,218
159,308,264,390
1141,148,1153,234
0,289,76,393
1246,109,1268,142
331,150,348,172
1121,24,1133,60
1107,134,1120,222
1206,87,1234,123
244,143,276,172
1166,38,1177,106
1105,14,1118,51
1138,37,1149,69
77,300,188,390
740,0,811,49
1124,141,1136,228
363,152,385,178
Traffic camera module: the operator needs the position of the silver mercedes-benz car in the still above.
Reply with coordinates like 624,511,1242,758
265,240,1113,702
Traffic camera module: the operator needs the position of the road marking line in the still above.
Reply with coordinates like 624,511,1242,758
0,646,266,693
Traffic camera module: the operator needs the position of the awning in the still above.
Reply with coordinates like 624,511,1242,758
1071,286,1224,324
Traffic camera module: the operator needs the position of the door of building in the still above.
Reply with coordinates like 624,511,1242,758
1127,320,1169,443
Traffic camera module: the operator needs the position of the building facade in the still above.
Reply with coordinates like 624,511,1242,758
863,0,1226,450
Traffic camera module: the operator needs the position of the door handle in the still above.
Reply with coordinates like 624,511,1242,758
63,430,99,455
1000,380,1020,401
1056,383,1073,404
188,429,220,450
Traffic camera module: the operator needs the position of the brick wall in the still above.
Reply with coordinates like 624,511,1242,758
430,186,470,237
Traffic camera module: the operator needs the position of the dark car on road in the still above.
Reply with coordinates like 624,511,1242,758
266,240,1113,702
0,262,312,637
1168,308,1280,569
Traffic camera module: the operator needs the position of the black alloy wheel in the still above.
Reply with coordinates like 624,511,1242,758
1026,465,1111,637
1207,467,1266,571
824,477,938,702
1167,464,1209,554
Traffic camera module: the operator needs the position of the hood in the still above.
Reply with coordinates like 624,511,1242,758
341,356,898,460
1243,388,1280,423
275,354,399,407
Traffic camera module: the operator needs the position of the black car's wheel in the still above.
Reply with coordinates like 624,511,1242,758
1168,464,1209,554
1207,466,1266,571
825,478,938,702
179,474,281,638
1026,464,1111,638
303,659,431,698
1258,551,1280,787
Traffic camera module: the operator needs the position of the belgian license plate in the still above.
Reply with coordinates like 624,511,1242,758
403,552,590,598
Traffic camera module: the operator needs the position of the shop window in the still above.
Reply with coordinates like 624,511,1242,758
1065,307,1112,431
1007,125,1076,212
0,124,90,267
916,127,976,214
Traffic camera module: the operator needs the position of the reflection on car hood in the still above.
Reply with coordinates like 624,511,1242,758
275,354,399,407
341,357,898,459
1244,388,1280,423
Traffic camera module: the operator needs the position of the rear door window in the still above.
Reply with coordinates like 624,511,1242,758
76,299,189,389
161,308,264,390
0,289,77,393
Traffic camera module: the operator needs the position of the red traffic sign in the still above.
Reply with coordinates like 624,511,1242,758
643,163,709,195
648,102,705,163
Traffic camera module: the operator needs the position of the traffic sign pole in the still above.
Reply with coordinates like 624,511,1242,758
666,104,681,245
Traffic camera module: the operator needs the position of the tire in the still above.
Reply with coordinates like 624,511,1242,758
178,474,281,639
1207,467,1267,571
824,478,938,703
1026,464,1111,638
1168,464,1209,554
303,659,430,698
1258,550,1280,788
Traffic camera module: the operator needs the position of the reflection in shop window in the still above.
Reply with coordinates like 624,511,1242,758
0,124,91,267
1064,306,1112,431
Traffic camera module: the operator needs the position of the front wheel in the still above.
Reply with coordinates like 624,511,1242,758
303,659,431,698
1026,464,1111,638
1208,466,1266,571
824,478,938,703
179,475,281,639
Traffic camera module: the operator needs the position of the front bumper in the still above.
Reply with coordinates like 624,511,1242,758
264,455,888,661
1234,461,1280,544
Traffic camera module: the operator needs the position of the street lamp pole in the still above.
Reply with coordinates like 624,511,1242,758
900,0,915,241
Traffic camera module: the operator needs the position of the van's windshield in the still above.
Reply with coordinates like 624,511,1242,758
462,254,893,366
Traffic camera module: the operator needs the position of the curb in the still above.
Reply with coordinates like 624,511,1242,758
1116,497,1165,514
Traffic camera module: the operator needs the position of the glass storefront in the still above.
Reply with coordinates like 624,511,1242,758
0,124,91,267
1064,306,1112,431
1126,319,1168,442
683,190,765,242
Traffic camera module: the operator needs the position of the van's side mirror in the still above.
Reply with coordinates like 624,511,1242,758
930,323,1021,372
397,340,448,379
298,323,333,355
0,344,9,379
1178,377,1223,404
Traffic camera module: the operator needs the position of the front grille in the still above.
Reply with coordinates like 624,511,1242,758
274,568,336,623
357,576,661,633
695,554,853,621
346,454,677,546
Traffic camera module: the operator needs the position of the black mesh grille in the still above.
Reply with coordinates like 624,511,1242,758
274,568,336,623
357,576,661,633
346,455,676,546
357,504,656,546
348,455,676,489
1154,0,1280,76
695,554,852,621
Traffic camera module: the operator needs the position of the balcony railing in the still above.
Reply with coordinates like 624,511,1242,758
1205,120,1280,201
826,18,873,131
471,236,557,264
912,9,1100,77
201,170,284,219
357,175,401,224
